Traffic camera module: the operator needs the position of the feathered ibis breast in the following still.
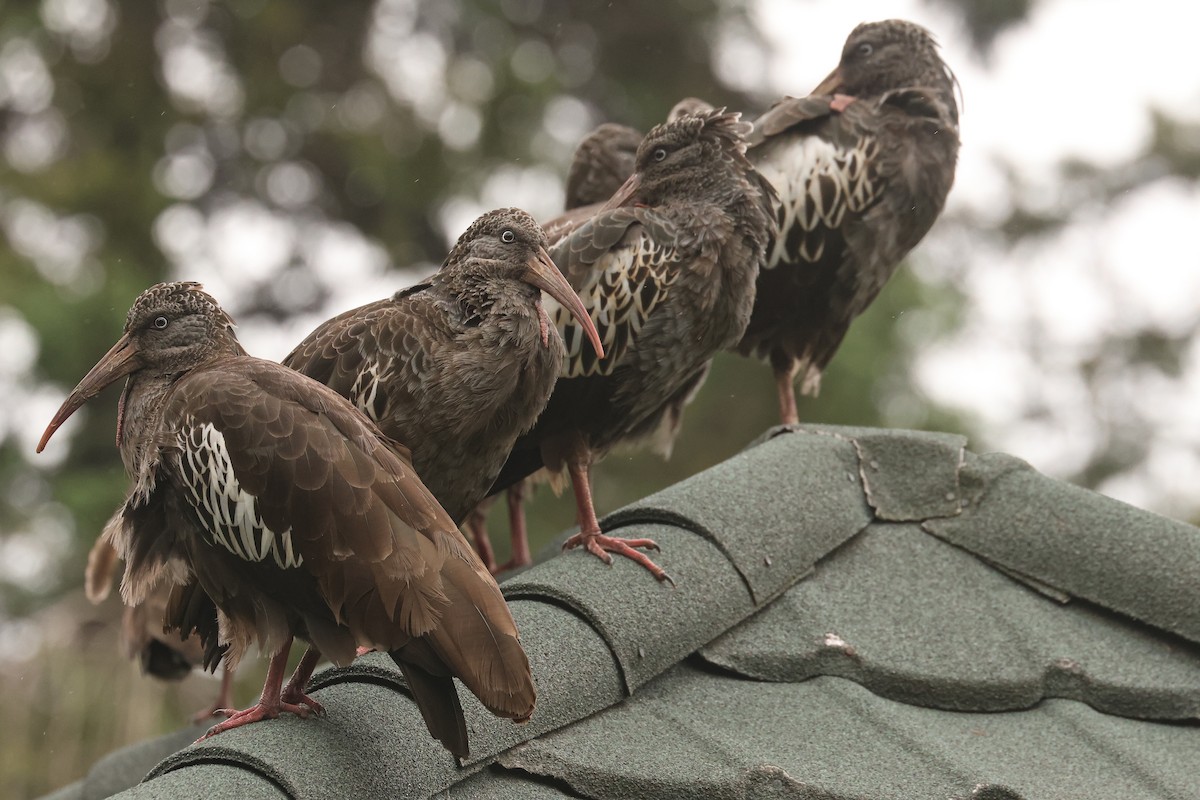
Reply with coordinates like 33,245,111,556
548,207,684,378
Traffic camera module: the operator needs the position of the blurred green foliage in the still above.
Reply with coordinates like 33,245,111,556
2,0,755,608
0,0,986,794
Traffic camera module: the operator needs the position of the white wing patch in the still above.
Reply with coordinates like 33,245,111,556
549,238,678,378
176,422,304,570
754,134,881,267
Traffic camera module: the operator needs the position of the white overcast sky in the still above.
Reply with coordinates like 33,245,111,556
727,0,1200,517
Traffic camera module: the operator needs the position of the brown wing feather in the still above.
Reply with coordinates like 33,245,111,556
388,653,468,756
281,298,410,427
740,92,957,394
422,552,536,720
162,577,225,673
169,360,454,643
162,358,535,724
283,284,545,527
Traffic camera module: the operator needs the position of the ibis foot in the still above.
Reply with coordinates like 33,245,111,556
279,689,325,718
195,636,317,742
277,644,324,717
190,705,230,724
563,531,674,585
198,698,315,741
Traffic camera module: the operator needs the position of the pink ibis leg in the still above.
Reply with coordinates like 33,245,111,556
494,478,532,574
776,368,799,426
560,455,674,585
465,497,498,573
279,645,325,716
190,664,237,723
198,637,320,741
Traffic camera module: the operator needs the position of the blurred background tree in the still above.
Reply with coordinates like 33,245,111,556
3,0,1198,795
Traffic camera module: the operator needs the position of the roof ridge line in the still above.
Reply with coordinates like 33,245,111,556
145,744,298,797
600,507,757,600
502,592,632,692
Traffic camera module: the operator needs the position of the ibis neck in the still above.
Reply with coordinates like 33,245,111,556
438,268,541,328
117,371,178,477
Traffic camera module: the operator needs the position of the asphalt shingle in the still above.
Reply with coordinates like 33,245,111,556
43,425,1200,800
118,764,284,799
603,428,874,602
82,727,204,800
701,522,1200,719
148,599,626,796
924,451,1200,644
823,425,968,520
441,768,577,799
500,665,1200,800
503,524,755,693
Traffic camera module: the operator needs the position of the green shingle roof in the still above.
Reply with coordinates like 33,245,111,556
44,425,1200,800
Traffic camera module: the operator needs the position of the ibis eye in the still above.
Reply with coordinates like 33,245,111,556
501,229,516,243
152,316,169,330
856,42,874,57
653,148,668,162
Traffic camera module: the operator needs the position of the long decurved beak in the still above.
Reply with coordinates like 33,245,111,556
810,64,844,96
597,171,643,212
523,246,604,360
37,333,142,453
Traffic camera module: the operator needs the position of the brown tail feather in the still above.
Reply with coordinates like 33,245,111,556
388,651,469,757
85,529,121,603
427,554,536,722
165,579,226,673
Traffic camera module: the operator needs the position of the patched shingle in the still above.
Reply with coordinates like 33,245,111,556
701,522,1200,719
603,430,872,602
924,452,1200,645
53,425,1200,800
503,524,754,692
500,664,1200,800
812,424,968,520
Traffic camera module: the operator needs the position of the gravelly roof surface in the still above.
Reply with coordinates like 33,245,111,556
44,425,1200,800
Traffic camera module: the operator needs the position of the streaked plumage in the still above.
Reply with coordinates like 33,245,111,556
736,19,960,423
564,123,643,210
283,209,602,573
471,128,646,573
492,109,776,581
39,282,536,757
545,101,716,244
